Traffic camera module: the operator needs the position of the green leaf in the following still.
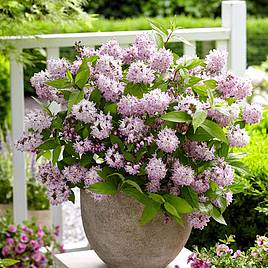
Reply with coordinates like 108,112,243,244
38,138,60,150
89,181,118,195
66,68,73,82
52,116,63,129
75,59,90,89
210,207,227,225
149,19,169,36
97,166,115,180
228,183,244,194
153,32,165,48
122,151,135,162
164,194,193,214
200,119,227,143
110,135,125,151
108,172,126,182
192,85,208,97
204,79,217,89
181,186,199,209
84,55,99,66
148,193,165,204
187,126,213,141
123,187,149,205
192,110,207,133
164,202,180,218
0,259,20,266
68,189,75,203
46,78,73,89
140,204,161,225
218,143,229,158
62,156,77,165
67,90,84,114
42,150,51,160
124,180,143,193
104,103,117,114
161,111,192,123
80,153,93,167
52,145,61,165
90,89,101,105
124,83,148,98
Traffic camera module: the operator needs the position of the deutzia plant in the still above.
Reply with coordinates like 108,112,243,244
16,22,262,230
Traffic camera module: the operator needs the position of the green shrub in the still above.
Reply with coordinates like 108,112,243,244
0,58,10,129
187,110,268,250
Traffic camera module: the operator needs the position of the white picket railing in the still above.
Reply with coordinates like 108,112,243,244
1,1,246,246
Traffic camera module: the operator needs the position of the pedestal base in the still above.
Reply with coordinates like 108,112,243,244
53,248,191,268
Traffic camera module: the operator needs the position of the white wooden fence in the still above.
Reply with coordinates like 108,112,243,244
1,1,246,245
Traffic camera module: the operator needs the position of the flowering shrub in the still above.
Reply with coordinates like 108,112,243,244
0,213,63,267
16,23,262,228
186,235,268,268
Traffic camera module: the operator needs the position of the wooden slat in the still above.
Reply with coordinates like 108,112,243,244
1,28,230,49
222,1,246,75
10,50,28,224
183,41,196,57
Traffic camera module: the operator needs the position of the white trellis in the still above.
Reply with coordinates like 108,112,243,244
1,1,246,246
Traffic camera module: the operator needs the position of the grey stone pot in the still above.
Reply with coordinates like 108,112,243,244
81,189,192,268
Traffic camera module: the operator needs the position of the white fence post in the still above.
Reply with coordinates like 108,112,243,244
222,1,246,76
46,47,64,243
10,50,28,224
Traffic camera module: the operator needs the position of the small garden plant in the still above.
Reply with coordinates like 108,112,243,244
0,212,63,267
185,235,268,268
16,23,263,229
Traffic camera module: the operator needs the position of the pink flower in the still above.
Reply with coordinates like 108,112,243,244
127,61,155,84
146,156,167,182
8,224,17,233
15,243,27,254
30,240,40,251
150,48,173,73
216,244,233,256
205,49,227,75
37,226,45,238
6,238,14,245
243,103,263,124
156,128,179,153
20,233,29,243
187,212,210,230
32,251,43,262
233,250,242,258
2,245,11,257
171,160,195,186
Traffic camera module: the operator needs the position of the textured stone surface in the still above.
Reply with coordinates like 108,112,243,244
80,190,192,268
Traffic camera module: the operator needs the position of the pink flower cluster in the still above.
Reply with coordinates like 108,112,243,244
1,221,63,268
118,89,171,116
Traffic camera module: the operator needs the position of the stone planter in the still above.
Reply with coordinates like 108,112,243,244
0,204,52,226
81,189,191,268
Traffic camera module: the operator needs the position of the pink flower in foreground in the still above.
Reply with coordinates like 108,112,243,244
216,244,233,257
